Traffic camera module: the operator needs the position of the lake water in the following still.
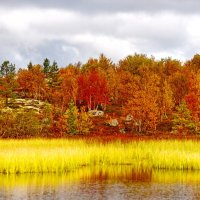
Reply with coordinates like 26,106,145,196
1,166,200,200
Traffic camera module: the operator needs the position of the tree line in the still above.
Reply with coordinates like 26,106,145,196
1,53,200,137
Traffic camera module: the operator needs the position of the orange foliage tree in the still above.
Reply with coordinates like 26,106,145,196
169,71,189,105
184,71,200,125
158,79,174,121
117,70,135,105
123,71,160,132
17,65,46,100
50,65,79,112
77,69,109,110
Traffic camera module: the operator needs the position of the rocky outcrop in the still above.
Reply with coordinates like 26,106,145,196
6,98,50,113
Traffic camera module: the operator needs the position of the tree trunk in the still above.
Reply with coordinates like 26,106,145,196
138,120,142,133
5,94,8,107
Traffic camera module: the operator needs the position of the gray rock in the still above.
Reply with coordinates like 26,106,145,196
88,110,104,117
107,118,119,127
126,114,133,121
120,128,126,134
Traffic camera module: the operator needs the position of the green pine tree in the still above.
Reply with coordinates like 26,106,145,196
43,58,50,75
0,61,17,106
172,101,196,134
65,100,78,134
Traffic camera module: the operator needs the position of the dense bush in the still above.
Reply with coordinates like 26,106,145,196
172,101,198,134
77,107,93,134
65,101,93,135
0,109,51,138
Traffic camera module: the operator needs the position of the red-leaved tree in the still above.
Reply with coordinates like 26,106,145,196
77,70,109,110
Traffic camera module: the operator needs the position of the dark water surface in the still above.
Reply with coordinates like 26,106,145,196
1,167,200,200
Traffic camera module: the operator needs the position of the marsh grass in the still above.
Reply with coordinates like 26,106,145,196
0,139,200,174
3,168,200,189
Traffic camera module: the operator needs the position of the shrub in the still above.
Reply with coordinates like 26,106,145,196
65,101,93,135
65,100,78,135
172,101,198,134
0,109,52,138
77,107,93,134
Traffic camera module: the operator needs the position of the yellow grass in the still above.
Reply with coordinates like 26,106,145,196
0,139,200,174
2,167,200,189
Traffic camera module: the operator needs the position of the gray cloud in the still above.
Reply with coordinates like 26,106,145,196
1,0,200,14
0,1,200,68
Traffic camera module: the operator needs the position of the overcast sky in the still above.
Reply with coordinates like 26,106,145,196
0,0,200,68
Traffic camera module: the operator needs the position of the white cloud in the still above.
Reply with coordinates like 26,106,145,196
0,6,200,67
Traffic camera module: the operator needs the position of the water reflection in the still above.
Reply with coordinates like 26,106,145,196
0,166,200,200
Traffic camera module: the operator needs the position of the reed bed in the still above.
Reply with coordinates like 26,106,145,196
2,167,200,188
0,139,200,174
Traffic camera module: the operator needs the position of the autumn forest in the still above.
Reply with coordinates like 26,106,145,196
1,53,200,138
